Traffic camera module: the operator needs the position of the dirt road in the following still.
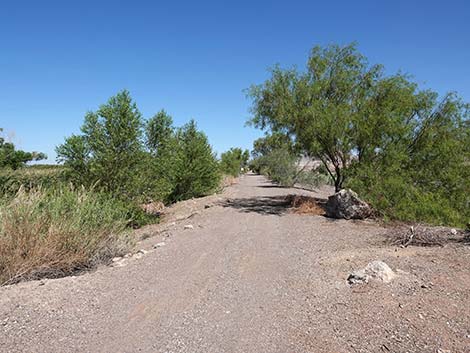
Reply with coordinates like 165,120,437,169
1,174,469,352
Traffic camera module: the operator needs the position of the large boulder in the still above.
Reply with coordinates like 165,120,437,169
326,189,371,219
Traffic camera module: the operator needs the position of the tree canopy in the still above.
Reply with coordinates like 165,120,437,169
247,43,470,226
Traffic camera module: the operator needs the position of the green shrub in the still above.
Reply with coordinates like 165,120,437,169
251,148,297,186
348,169,469,227
0,166,68,196
296,169,333,189
56,90,145,199
0,187,134,285
219,148,249,177
168,120,221,202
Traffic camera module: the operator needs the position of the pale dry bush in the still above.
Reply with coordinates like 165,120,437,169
287,195,326,215
0,187,133,285
221,175,238,188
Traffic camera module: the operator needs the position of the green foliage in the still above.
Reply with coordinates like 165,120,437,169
168,120,221,202
296,169,333,189
0,165,68,196
220,147,249,177
250,148,297,186
146,110,174,153
57,91,221,206
248,43,470,226
252,133,294,159
0,186,133,284
56,90,144,198
0,128,46,170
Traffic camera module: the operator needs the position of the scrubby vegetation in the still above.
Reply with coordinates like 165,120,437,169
248,43,470,227
0,186,132,285
0,90,224,284
0,129,46,170
56,91,221,205
249,135,332,188
219,147,249,177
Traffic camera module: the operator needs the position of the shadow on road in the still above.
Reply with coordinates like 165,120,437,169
220,195,291,216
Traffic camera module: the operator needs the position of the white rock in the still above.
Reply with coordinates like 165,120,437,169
153,242,166,248
112,257,122,262
348,261,396,285
450,228,458,235
364,261,396,283
184,224,194,230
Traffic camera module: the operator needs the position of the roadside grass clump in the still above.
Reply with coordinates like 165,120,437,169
0,186,134,285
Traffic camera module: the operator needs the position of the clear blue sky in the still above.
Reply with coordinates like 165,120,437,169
1,0,469,163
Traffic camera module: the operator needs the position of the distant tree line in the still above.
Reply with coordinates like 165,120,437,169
0,129,46,169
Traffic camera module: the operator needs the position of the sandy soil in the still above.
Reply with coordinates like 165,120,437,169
1,174,469,352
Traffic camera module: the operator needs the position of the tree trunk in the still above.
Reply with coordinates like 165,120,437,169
334,166,343,192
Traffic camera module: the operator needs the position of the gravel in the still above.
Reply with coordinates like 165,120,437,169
1,174,469,352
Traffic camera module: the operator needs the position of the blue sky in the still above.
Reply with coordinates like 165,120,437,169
1,0,469,162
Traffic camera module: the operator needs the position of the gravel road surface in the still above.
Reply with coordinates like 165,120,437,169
1,174,469,352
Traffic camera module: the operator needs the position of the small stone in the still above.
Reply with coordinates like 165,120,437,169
347,270,369,285
204,204,211,209
137,249,148,255
112,257,122,262
153,242,166,248
184,224,194,230
450,228,458,235
111,259,127,267
438,349,451,353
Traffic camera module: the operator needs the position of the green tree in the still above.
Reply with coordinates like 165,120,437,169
168,120,220,202
56,90,144,197
247,43,470,226
0,129,46,169
251,133,293,159
220,147,250,176
248,43,436,191
146,110,174,153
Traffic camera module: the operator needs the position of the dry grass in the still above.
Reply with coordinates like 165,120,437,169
221,175,238,188
287,195,326,216
141,201,165,216
0,187,133,285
